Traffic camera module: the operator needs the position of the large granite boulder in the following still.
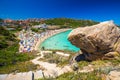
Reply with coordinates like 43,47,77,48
107,70,120,80
68,21,120,61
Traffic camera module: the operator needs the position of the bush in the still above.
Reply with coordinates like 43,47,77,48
0,27,37,72
38,71,103,80
45,18,99,28
31,28,39,32
0,41,36,66
0,41,8,49
39,52,70,66
0,61,38,74
0,27,10,36
77,61,89,69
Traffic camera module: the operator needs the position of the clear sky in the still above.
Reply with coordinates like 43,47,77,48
0,0,120,24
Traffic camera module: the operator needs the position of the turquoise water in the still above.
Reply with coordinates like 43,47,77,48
39,30,80,52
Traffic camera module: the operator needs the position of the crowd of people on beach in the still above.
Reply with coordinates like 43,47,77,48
19,29,39,52
19,29,68,52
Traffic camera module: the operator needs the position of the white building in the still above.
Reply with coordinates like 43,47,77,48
33,23,47,29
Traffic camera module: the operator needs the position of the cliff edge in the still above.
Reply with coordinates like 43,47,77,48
68,21,120,61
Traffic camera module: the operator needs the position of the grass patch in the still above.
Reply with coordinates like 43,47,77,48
0,46,37,66
91,60,106,69
77,61,90,69
40,53,69,67
0,61,38,74
43,49,77,54
39,50,75,67
0,50,38,74
57,72,102,80
38,70,103,80
37,53,120,80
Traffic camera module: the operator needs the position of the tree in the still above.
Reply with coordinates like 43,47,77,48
0,18,3,22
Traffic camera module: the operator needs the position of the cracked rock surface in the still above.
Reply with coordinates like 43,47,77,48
68,21,120,61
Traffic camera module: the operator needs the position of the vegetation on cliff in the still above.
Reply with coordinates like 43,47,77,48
0,27,16,49
38,57,120,80
39,50,75,67
44,18,99,28
0,27,37,73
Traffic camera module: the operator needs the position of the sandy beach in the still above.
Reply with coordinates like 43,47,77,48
34,28,71,51
19,28,71,52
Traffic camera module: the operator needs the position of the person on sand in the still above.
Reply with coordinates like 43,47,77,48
41,46,45,50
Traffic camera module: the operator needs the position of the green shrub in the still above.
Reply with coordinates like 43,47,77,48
45,18,99,28
31,28,39,32
0,61,38,74
0,41,8,49
0,40,36,67
38,71,103,80
39,52,70,66
77,61,89,69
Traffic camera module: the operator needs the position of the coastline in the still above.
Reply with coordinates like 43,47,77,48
34,28,71,51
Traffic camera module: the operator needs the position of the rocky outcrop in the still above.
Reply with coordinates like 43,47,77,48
68,21,120,61
0,71,33,80
107,68,120,80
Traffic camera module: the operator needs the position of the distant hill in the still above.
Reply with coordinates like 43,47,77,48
44,18,99,28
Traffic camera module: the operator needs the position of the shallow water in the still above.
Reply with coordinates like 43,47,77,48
39,30,80,52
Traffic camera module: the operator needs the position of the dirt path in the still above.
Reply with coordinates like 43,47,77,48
31,51,72,77
32,29,72,77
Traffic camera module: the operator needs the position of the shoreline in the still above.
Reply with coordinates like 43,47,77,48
34,28,71,51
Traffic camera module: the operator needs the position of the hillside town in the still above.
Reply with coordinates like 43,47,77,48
0,18,47,31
